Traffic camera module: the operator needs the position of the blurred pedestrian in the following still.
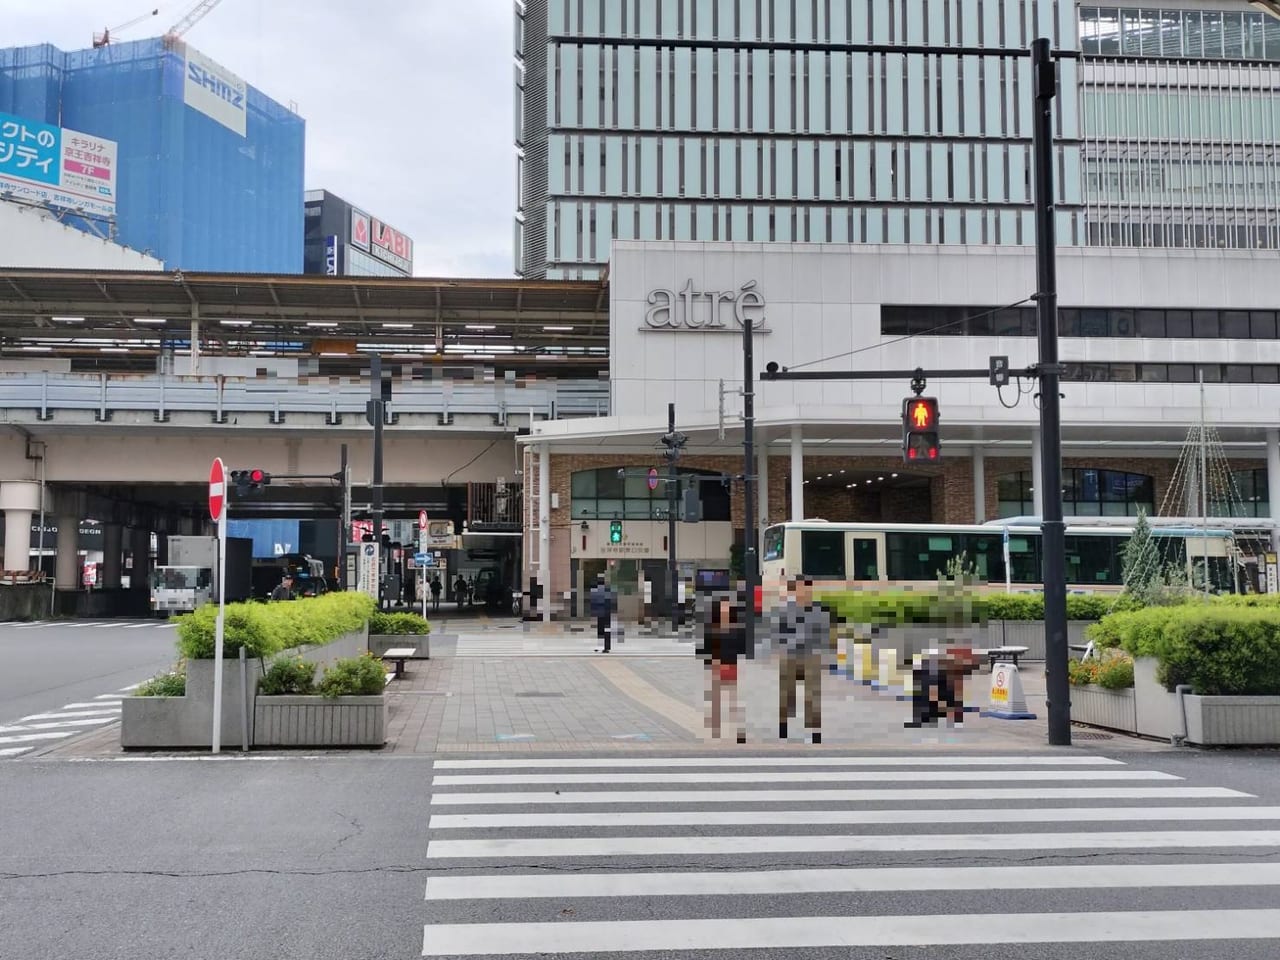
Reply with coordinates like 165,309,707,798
589,575,614,653
429,574,442,613
772,578,833,744
699,588,748,743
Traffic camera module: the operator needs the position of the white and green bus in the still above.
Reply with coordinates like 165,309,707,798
760,518,1240,593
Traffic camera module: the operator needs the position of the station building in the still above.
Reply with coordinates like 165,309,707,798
518,239,1280,613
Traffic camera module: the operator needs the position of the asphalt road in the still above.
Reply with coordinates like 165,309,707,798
0,620,178,727
2,748,1280,960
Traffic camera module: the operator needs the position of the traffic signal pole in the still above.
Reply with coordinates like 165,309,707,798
368,353,385,603
1032,37,1071,747
741,291,757,655
666,402,680,632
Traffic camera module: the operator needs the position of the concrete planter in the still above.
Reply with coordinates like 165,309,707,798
368,633,429,659
120,625,369,750
985,620,1093,660
1184,695,1280,746
860,624,984,667
253,695,386,747
1069,685,1138,734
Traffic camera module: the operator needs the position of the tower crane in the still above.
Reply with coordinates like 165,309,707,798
92,9,160,48
164,0,225,43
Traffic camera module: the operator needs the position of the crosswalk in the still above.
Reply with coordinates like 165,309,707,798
452,632,694,657
422,753,1280,957
8,620,176,630
0,684,137,758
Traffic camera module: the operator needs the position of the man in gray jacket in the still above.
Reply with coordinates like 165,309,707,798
770,578,833,744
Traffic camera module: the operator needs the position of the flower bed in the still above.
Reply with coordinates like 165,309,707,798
252,653,388,747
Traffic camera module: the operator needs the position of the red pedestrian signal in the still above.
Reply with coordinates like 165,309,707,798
902,397,940,463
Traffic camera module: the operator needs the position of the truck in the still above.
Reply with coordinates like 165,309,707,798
150,535,254,615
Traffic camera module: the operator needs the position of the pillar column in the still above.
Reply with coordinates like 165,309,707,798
789,425,804,521
538,442,550,622
130,528,151,591
1266,430,1280,551
1031,428,1045,519
0,480,42,572
756,431,770,533
55,516,79,589
973,446,987,524
101,524,123,589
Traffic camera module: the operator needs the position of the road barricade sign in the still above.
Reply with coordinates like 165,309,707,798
981,662,1036,720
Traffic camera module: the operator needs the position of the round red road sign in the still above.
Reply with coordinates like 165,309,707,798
647,467,659,491
209,457,226,521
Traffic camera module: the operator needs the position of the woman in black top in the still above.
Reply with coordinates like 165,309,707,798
699,590,748,743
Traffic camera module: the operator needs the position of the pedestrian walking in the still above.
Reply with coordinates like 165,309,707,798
588,575,614,653
698,588,748,742
269,575,295,602
454,574,469,610
429,574,442,613
771,577,833,744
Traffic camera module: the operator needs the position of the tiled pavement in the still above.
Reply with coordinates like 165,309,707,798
28,619,1180,758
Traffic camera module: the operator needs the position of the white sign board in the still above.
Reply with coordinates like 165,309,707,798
358,542,378,600
183,45,248,137
1266,553,1278,595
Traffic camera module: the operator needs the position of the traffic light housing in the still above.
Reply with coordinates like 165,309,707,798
609,520,623,544
231,468,272,496
902,397,940,463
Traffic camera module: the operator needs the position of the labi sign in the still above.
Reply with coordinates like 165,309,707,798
643,280,769,333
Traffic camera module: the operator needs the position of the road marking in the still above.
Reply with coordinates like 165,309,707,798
431,769,1179,786
117,683,142,692
95,694,125,700
92,623,122,629
432,755,1127,769
0,731,76,744
14,715,118,728
428,804,1280,830
426,829,1280,860
123,623,155,629
421,909,1280,955
59,703,122,711
425,860,1280,900
0,747,31,757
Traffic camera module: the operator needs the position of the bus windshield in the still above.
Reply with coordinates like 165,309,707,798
762,526,785,562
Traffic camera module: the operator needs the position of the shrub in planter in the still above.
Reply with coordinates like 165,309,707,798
318,653,387,698
1093,604,1280,695
369,611,430,636
1067,650,1133,689
258,655,316,696
175,593,374,659
134,670,186,697
818,590,987,627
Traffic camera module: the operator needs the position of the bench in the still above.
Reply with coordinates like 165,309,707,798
381,647,417,680
984,646,1030,670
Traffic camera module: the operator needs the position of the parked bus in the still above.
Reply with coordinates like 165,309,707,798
759,519,1239,595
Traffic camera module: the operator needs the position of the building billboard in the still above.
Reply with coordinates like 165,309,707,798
183,45,248,137
324,234,339,275
350,208,371,251
0,111,117,218
370,217,413,274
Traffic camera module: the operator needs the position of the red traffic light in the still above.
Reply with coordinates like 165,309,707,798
908,399,937,430
250,469,265,483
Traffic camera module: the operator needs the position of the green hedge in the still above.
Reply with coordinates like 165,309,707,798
369,611,430,636
814,590,1122,627
175,592,375,660
1088,604,1280,695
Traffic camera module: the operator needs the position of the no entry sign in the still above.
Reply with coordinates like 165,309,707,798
647,467,659,491
209,458,226,521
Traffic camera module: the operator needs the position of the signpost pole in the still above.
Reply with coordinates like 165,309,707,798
741,281,757,658
209,457,227,755
667,403,679,633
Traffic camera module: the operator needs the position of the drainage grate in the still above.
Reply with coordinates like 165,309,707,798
514,691,566,698
1072,731,1114,740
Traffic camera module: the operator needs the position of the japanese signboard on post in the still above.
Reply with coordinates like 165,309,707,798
0,111,117,218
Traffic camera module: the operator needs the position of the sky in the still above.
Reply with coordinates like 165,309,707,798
7,0,516,278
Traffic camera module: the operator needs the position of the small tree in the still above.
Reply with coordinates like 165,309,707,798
1120,510,1161,604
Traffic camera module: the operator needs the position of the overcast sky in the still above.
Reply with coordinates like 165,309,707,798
9,0,516,278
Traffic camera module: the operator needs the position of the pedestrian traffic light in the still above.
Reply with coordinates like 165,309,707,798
902,397,940,463
231,468,272,496
609,520,623,544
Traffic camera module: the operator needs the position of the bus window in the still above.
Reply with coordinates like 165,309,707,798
762,526,785,562
852,537,879,581
801,530,846,579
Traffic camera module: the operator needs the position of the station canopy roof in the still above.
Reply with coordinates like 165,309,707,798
0,268,611,375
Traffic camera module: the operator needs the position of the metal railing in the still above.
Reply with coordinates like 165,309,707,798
0,371,610,423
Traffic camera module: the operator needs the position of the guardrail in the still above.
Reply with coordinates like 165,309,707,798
0,372,611,424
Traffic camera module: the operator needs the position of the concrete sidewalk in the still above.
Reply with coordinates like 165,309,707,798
28,621,1178,758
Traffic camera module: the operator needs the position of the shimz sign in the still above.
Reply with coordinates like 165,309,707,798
643,280,769,333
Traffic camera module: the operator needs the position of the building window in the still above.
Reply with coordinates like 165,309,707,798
1212,468,1271,518
569,467,730,521
997,468,1155,519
